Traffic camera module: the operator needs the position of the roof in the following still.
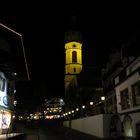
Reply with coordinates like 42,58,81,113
0,23,30,81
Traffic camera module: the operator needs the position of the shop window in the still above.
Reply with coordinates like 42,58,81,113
72,51,77,63
120,88,130,110
0,110,11,129
132,81,140,106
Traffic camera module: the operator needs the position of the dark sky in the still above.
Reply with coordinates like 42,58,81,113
0,1,140,112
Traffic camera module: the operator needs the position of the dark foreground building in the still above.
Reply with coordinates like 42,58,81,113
0,23,29,134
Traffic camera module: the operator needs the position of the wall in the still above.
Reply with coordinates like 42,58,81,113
63,114,113,139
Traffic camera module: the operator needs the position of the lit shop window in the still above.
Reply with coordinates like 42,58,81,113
0,110,11,129
120,88,130,110
132,81,140,106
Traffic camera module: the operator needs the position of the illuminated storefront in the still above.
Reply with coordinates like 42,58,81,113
0,110,11,129
0,72,14,134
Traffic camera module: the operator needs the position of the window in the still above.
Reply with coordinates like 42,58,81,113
0,76,5,92
7,82,10,95
120,88,130,110
108,97,113,106
107,97,113,113
74,68,76,72
119,70,126,82
114,95,117,105
132,81,140,106
72,51,77,63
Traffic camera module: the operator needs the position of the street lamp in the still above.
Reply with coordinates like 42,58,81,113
76,108,79,111
14,100,17,106
82,105,85,109
101,96,105,101
90,101,94,105
101,96,106,113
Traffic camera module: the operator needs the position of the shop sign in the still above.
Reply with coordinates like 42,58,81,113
0,91,13,109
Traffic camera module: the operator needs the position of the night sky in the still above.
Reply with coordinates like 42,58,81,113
0,2,139,112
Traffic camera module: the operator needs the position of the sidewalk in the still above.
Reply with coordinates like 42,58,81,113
0,133,25,140
60,126,138,140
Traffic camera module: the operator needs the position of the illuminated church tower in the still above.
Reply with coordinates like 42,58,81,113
64,31,83,110
64,31,83,89
64,15,83,110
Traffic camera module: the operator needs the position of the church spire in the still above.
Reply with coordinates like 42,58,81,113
69,15,77,31
65,9,79,31
65,11,82,43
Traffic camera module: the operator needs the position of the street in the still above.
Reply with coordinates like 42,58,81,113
9,120,133,140
12,120,102,140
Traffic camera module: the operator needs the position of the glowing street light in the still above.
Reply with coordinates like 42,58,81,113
68,111,71,114
101,96,107,113
14,100,17,106
82,105,85,109
72,110,74,113
76,108,79,111
14,72,17,76
90,101,94,105
101,96,105,101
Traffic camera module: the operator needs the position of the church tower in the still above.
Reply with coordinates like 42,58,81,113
64,14,83,110
64,31,83,110
64,31,82,89
65,32,82,74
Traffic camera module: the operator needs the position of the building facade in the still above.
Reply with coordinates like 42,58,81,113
0,23,29,134
0,72,15,134
115,56,140,138
102,48,140,138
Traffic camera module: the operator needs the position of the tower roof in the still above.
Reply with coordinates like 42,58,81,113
65,12,82,43
65,31,82,43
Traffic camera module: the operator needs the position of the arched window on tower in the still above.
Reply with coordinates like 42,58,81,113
72,51,77,63
74,67,76,72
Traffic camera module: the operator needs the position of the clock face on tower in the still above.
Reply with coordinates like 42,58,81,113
73,44,76,47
